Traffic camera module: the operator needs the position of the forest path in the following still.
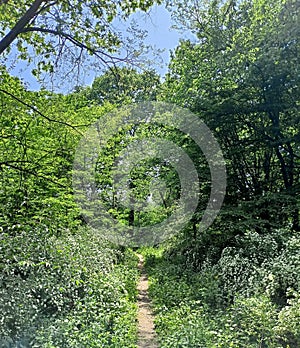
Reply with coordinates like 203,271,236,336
136,254,158,348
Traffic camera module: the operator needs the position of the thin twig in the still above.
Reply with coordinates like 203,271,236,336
0,88,89,134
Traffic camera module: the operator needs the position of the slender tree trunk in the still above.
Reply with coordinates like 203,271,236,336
292,208,300,232
128,179,135,226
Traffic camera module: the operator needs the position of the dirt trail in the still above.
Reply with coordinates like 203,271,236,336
136,254,158,348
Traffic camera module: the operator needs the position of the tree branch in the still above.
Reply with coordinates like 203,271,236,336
0,0,45,55
0,161,69,189
20,26,128,65
0,88,89,134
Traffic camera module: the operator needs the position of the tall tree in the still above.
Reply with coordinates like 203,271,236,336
0,67,106,232
162,0,300,240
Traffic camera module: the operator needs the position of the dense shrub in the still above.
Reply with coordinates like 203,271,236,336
143,230,300,348
0,227,139,347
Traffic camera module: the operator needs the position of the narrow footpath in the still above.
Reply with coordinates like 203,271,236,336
136,254,158,348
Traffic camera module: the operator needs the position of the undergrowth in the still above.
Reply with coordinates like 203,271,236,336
141,229,300,348
0,226,139,347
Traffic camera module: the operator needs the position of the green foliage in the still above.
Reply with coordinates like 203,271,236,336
0,67,108,233
277,291,300,345
0,227,139,347
1,0,300,346
144,232,300,347
154,296,280,348
162,0,300,234
154,302,212,347
262,235,300,306
0,0,162,79
89,111,189,232
0,68,141,346
211,296,279,348
83,67,161,106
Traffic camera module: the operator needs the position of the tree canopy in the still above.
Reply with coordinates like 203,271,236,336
0,0,162,79
85,67,161,105
162,0,300,240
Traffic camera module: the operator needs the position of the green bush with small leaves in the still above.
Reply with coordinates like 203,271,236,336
0,227,139,347
144,231,300,348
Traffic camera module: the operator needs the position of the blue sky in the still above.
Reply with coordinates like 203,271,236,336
127,4,184,75
9,4,192,92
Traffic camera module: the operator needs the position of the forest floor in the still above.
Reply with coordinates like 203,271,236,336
136,254,158,348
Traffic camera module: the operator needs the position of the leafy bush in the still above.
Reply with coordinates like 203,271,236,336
211,296,279,348
262,236,300,306
277,291,300,346
154,302,212,348
0,227,139,347
144,237,300,348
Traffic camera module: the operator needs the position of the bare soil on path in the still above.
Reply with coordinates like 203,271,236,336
136,254,158,348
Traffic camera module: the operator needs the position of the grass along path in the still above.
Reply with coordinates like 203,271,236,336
136,254,158,348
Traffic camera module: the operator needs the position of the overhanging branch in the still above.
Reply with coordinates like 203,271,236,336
0,161,69,189
0,88,89,134
20,26,129,65
0,0,45,55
